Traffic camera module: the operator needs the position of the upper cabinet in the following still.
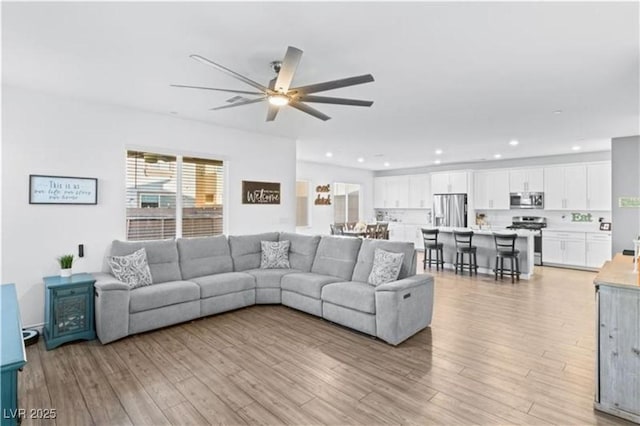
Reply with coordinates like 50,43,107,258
408,174,431,209
374,176,410,209
474,170,510,210
431,171,469,194
509,168,544,193
544,165,587,210
587,163,612,211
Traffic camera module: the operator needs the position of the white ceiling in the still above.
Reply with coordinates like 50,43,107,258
3,2,638,171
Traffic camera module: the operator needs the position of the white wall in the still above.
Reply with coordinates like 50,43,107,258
296,160,374,235
2,85,297,327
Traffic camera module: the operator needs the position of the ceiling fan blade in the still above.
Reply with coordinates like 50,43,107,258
190,54,269,93
210,97,267,111
297,95,373,107
289,101,331,121
266,105,279,122
170,84,264,95
274,46,303,93
290,74,374,95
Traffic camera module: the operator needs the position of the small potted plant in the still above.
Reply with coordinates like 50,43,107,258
58,254,74,277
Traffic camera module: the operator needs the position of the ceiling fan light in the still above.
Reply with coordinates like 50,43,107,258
269,94,289,106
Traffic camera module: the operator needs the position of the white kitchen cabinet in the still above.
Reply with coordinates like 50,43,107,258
474,170,509,210
431,171,468,194
543,231,586,267
544,165,587,210
374,177,387,208
587,163,612,211
408,174,431,209
586,232,612,268
509,168,544,193
374,176,410,208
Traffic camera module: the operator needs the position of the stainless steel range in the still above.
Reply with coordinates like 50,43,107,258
506,216,546,266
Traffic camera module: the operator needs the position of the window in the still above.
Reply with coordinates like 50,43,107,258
126,151,224,240
334,183,361,225
296,181,310,227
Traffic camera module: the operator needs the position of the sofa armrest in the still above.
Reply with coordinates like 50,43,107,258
375,274,430,293
93,272,130,292
375,273,435,346
92,272,130,344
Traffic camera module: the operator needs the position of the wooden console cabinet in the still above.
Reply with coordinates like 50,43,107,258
594,254,640,424
1,284,27,426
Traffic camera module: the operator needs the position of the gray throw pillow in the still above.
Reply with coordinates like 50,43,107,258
260,240,290,269
368,248,405,286
107,247,153,289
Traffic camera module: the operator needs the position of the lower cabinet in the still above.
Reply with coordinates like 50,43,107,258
388,224,425,250
543,231,611,269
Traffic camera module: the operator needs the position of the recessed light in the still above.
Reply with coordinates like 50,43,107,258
434,159,441,165
384,162,390,167
553,110,563,114
357,157,365,163
325,152,333,158
494,154,502,159
435,149,443,155
572,146,581,151
509,139,519,146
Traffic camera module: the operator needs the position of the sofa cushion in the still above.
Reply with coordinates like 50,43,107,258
321,281,376,314
281,272,342,299
177,236,233,280
368,249,405,286
351,239,415,283
107,247,153,289
311,236,362,281
260,240,291,269
129,280,200,313
245,268,300,288
111,239,182,284
229,232,280,271
279,233,321,272
191,272,256,298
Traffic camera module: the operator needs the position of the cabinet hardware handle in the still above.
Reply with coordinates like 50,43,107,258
403,293,411,299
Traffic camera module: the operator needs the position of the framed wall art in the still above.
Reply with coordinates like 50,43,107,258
242,180,281,205
29,175,98,205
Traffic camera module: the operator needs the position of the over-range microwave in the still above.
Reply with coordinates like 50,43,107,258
510,192,544,209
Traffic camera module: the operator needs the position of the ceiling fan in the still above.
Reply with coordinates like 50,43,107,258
171,46,374,122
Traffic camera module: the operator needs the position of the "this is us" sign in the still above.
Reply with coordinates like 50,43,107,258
29,175,98,205
242,180,280,205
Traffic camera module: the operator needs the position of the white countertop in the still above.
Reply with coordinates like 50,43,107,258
435,226,537,237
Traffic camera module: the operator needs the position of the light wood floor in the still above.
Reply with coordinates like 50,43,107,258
19,260,634,426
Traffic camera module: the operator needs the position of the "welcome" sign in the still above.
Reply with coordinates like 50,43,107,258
242,181,281,205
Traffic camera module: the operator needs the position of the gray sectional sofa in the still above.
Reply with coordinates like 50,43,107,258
93,232,435,346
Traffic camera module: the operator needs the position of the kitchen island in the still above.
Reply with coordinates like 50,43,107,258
433,227,536,279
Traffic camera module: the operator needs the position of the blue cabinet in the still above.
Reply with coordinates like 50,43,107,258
1,284,27,426
43,273,96,350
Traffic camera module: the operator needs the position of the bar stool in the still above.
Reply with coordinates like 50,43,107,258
493,233,520,283
453,230,478,276
421,228,444,270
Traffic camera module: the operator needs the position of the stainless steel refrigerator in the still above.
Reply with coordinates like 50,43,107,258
433,193,467,227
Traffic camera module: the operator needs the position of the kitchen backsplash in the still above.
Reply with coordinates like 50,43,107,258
375,209,432,224
476,210,612,231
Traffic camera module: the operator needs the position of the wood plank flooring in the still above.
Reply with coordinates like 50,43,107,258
18,260,634,425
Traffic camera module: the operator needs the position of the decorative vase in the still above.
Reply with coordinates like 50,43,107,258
60,268,72,278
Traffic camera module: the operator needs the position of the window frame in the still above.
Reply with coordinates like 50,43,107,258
295,180,312,229
333,182,362,225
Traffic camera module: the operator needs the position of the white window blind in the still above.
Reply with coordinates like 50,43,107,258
182,156,224,238
125,151,224,241
334,183,361,225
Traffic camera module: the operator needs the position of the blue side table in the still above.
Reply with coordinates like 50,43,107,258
43,273,96,350
1,284,27,426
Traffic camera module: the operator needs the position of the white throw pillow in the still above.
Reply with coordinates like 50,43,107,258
107,247,153,289
368,248,405,286
260,240,290,269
